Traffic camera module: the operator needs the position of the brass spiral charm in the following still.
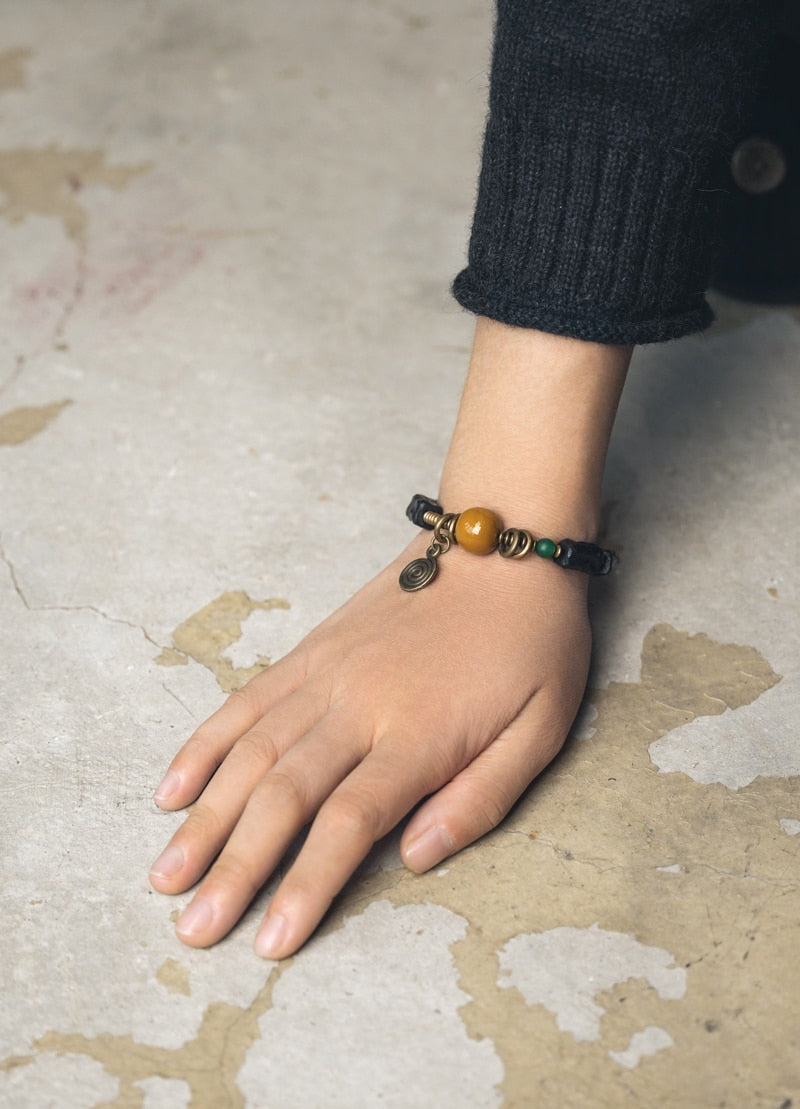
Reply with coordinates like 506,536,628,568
498,527,534,558
399,556,439,592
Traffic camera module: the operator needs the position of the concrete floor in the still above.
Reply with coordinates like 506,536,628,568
1,3,798,1106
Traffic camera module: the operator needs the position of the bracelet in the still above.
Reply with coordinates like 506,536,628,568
399,494,615,592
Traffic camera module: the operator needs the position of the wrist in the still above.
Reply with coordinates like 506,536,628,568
438,318,632,540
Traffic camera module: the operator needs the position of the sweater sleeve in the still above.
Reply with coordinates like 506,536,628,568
452,0,778,345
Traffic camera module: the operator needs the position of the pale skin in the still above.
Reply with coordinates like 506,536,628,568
150,317,632,959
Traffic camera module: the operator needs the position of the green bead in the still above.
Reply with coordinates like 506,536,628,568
535,537,557,559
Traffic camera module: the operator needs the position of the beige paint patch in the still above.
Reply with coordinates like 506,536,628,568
0,400,71,446
155,591,290,692
155,959,190,997
1,964,289,1109
0,49,31,92
0,146,149,244
3,625,796,1107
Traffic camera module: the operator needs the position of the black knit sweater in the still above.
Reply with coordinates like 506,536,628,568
453,1,779,344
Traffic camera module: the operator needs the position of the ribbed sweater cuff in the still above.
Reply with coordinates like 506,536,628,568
452,126,719,345
453,1,775,346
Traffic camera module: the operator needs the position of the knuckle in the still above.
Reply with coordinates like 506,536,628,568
471,784,513,833
256,769,307,818
207,854,261,901
274,870,323,909
181,726,219,761
181,802,225,844
236,727,280,767
193,687,259,743
321,790,382,843
183,725,229,774
226,685,259,712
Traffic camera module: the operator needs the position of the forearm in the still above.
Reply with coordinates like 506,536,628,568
439,317,632,541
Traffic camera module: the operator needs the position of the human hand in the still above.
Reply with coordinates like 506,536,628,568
149,535,591,959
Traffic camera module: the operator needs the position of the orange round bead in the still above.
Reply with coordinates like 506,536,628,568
454,507,501,555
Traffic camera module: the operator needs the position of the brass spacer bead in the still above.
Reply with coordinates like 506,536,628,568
434,513,459,540
498,527,534,558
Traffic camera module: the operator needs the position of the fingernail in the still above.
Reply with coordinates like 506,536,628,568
154,770,180,804
176,898,213,936
149,844,184,879
255,914,287,959
404,826,452,873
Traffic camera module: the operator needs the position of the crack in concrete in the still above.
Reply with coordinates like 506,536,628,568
675,861,795,888
161,682,197,721
52,248,87,350
0,541,26,605
520,837,797,889
0,541,161,651
0,354,27,399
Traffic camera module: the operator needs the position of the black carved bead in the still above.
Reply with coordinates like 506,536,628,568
406,494,443,529
553,540,615,575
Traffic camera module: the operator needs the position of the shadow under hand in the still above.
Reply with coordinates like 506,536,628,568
589,295,800,670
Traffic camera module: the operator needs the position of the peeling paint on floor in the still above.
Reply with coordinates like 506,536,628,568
155,959,191,998
2,965,288,1109
0,399,71,445
155,592,291,693
0,147,148,244
238,902,504,1107
0,142,152,352
0,48,31,93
